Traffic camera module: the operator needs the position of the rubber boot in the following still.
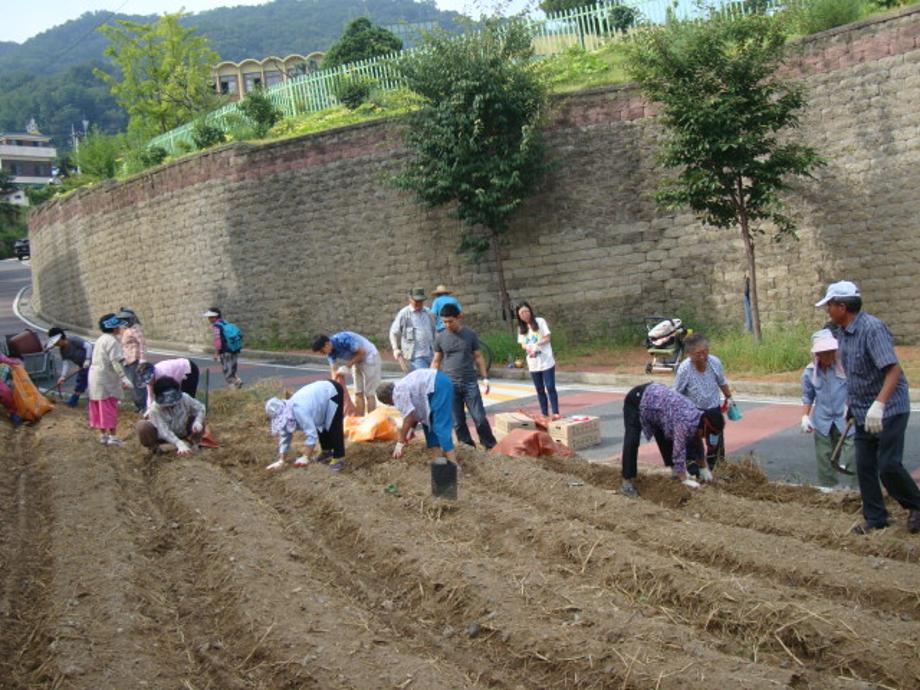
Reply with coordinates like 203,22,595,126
65,393,80,407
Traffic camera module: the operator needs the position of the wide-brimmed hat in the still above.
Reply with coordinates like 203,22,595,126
44,333,63,351
815,280,860,307
430,284,451,296
265,397,285,418
101,315,128,330
408,287,427,301
810,329,838,353
154,387,183,406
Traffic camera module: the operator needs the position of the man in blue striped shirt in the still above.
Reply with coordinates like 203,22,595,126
817,280,920,534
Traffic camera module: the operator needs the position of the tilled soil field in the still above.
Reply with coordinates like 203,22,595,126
2,385,920,689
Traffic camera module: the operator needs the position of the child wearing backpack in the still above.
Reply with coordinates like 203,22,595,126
203,308,243,388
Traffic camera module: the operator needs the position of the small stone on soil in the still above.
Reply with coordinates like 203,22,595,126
467,622,481,638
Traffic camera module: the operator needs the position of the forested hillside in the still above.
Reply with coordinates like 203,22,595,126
0,0,461,148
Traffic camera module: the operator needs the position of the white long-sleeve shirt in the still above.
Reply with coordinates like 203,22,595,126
277,380,339,455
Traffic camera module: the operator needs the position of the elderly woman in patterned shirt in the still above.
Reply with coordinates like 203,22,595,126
673,333,733,472
619,382,724,498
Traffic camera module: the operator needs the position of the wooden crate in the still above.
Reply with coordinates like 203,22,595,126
493,412,537,436
548,416,601,450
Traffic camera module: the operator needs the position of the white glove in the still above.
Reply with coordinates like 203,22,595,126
865,400,885,434
265,458,286,471
393,349,402,359
293,455,312,467
699,467,713,482
175,440,192,455
121,377,133,389
682,478,701,489
800,415,814,433
191,421,203,434
481,378,490,395
393,441,405,459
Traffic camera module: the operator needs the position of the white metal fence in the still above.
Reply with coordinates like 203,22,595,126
148,0,786,154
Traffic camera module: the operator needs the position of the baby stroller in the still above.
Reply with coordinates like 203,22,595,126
644,316,688,374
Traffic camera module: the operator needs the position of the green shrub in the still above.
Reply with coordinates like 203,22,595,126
239,88,282,137
191,119,226,150
334,76,375,110
789,0,866,35
74,128,123,180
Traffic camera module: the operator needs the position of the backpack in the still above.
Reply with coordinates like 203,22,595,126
219,321,243,353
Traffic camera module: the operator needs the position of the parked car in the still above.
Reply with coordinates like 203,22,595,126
13,238,29,260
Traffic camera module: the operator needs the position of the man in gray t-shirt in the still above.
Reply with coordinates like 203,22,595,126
432,303,496,449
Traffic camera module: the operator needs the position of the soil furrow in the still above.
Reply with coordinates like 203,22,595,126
540,453,920,564
0,429,54,689
156,458,479,690
464,451,920,619
338,450,920,688
234,447,839,689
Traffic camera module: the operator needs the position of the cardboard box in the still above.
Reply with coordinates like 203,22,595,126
493,412,537,436
548,416,601,450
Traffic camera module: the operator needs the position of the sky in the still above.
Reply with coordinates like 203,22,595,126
0,0,536,44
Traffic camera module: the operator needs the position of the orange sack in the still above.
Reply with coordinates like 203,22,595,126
11,364,54,422
490,428,573,458
344,407,399,443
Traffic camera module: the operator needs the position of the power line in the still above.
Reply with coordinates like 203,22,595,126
48,0,132,65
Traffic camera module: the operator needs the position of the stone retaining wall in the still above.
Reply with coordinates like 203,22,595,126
29,6,920,346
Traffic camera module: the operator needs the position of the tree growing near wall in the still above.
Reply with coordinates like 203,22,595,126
394,19,549,325
96,13,219,137
625,13,824,341
323,17,403,69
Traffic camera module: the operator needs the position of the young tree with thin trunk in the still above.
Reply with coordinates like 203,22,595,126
626,13,824,341
395,19,549,328
96,13,219,137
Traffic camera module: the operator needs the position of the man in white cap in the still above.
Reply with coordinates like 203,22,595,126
817,280,920,533
800,329,856,490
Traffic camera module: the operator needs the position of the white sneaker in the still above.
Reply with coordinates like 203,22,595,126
105,436,125,446
265,459,286,471
99,435,109,444
682,478,701,489
699,468,714,483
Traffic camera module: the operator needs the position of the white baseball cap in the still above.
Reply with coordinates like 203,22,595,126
815,280,860,307
202,309,220,317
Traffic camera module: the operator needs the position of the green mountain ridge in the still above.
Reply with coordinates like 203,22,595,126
0,0,462,150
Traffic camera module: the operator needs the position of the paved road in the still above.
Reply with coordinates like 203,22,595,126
4,257,919,485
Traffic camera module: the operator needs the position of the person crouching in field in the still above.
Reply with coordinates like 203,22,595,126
620,382,723,498
45,327,93,407
264,379,346,472
376,369,455,463
800,329,857,490
88,313,133,446
136,377,208,456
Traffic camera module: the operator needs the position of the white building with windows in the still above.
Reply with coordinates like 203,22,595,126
0,119,56,186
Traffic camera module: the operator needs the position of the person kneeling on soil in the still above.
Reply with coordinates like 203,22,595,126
265,379,346,472
376,369,456,463
620,382,723,498
136,358,200,411
135,377,207,456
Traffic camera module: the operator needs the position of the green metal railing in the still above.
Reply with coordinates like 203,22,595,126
148,0,785,155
